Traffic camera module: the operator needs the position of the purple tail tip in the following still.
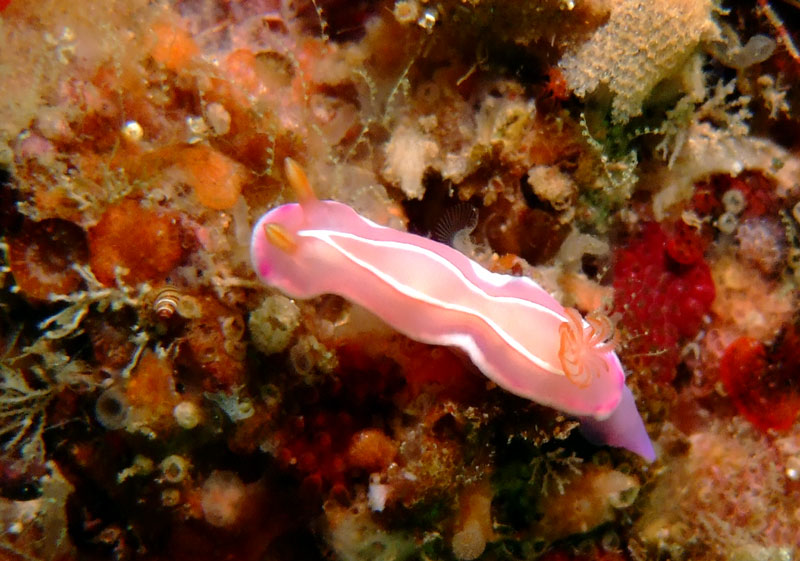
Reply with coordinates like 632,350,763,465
579,386,656,462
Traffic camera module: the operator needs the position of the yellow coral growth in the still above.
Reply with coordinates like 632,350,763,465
559,0,719,122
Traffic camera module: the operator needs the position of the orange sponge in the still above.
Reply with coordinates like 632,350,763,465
88,199,184,286
178,145,247,210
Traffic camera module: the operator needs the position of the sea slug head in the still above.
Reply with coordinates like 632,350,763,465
250,204,304,282
250,159,323,298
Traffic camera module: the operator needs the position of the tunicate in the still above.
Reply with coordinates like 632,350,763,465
160,455,190,483
173,401,201,429
738,35,777,67
95,387,129,430
722,189,746,215
717,212,739,234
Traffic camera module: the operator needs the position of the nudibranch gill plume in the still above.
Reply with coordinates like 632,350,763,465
250,159,655,462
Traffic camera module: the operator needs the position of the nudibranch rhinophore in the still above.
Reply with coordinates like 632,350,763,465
250,159,655,462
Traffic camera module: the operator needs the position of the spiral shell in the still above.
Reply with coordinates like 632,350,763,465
153,287,181,319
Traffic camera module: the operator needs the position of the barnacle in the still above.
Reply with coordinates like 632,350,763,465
94,387,130,430
558,307,614,388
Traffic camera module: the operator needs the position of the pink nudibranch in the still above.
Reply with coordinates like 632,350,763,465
250,159,655,461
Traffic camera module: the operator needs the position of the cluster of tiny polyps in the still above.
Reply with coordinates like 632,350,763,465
1,0,800,560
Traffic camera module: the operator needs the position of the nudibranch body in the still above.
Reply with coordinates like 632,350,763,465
251,159,655,461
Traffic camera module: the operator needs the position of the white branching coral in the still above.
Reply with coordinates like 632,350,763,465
559,0,720,122
38,264,146,340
